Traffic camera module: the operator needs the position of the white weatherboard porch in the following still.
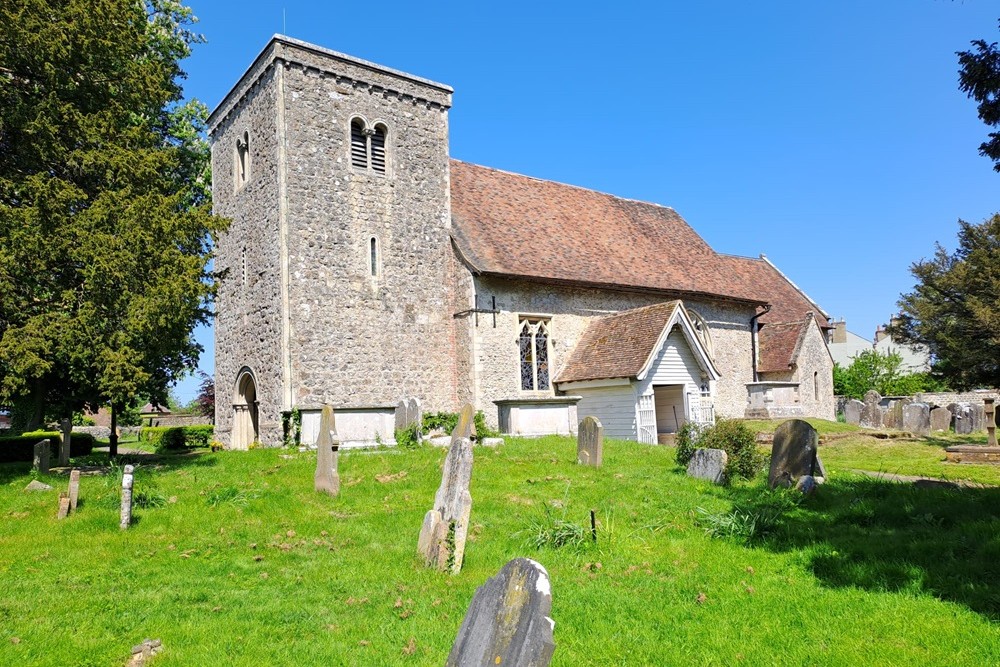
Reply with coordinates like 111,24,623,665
556,306,719,444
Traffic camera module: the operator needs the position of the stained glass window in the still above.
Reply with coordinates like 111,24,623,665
518,318,551,391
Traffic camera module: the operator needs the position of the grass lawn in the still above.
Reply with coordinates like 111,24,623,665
3,434,1000,665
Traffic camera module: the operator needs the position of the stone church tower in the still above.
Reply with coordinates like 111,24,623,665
208,36,459,448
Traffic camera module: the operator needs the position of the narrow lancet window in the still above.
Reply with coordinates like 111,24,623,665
369,237,379,278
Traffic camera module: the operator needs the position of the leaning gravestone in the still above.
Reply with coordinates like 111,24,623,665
577,416,603,467
418,404,475,574
314,405,340,497
843,399,864,426
68,469,81,512
768,419,820,490
930,406,951,433
58,418,72,467
57,492,70,520
686,448,728,485
446,557,555,667
859,391,883,429
120,464,135,530
902,403,930,436
33,440,50,474
453,402,476,441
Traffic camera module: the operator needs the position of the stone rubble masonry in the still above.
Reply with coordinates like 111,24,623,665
210,37,457,447
756,316,836,421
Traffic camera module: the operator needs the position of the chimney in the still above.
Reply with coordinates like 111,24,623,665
832,319,847,344
875,325,888,343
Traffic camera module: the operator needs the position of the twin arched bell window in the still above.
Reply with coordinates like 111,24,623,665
350,118,387,174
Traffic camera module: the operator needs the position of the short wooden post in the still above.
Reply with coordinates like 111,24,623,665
120,465,134,530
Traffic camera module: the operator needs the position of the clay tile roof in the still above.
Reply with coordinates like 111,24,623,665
450,160,763,304
555,301,681,383
719,254,830,330
757,320,809,374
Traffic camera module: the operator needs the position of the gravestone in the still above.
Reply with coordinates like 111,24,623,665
795,475,817,496
57,492,70,520
970,404,986,432
24,480,52,492
120,464,134,530
314,405,340,497
859,391,883,429
885,398,912,430
902,403,930,436
68,469,81,512
418,414,474,574
446,557,555,667
843,399,864,426
930,406,951,433
32,440,50,474
987,398,997,447
577,416,603,467
453,402,476,441
58,418,72,467
768,419,820,490
407,397,422,435
686,448,727,485
394,399,408,433
949,403,972,435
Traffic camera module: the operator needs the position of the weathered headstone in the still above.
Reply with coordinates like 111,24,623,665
970,404,986,432
32,439,50,474
68,469,81,512
394,399,408,433
930,406,951,433
843,399,864,426
120,464,134,530
577,416,603,467
314,404,340,497
949,403,973,435
859,391,883,429
885,398,912,430
446,557,555,667
24,480,52,492
58,417,72,467
768,419,820,490
686,448,728,485
57,492,70,520
986,398,997,447
902,403,930,436
407,397,422,434
418,415,474,574
453,402,476,441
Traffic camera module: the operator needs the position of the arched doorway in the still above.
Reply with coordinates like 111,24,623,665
232,368,259,450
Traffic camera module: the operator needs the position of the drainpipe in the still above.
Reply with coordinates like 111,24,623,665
749,305,772,383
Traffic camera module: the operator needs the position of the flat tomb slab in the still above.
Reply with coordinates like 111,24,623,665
945,445,1000,464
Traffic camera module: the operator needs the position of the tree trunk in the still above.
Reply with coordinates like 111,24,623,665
109,404,119,459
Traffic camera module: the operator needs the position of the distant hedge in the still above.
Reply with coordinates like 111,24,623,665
0,431,95,464
141,425,213,451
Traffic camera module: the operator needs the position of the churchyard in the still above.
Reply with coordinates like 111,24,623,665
3,422,1000,665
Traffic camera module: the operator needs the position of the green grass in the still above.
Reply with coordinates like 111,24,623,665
2,436,1000,665
743,417,863,435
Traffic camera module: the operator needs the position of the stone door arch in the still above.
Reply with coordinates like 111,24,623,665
232,368,259,450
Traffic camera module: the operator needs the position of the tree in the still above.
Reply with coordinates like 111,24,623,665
958,19,1000,171
889,215,1000,390
0,1,225,455
192,371,214,420
833,349,946,399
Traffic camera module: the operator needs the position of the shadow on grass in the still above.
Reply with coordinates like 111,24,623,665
0,450,217,486
727,477,1000,620
921,433,990,448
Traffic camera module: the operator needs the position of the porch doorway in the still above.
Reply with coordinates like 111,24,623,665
653,384,687,439
233,369,259,450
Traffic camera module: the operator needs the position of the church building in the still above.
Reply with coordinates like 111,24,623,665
208,36,835,449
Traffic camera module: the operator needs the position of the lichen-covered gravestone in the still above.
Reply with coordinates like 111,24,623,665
859,391,883,429
885,398,912,430
843,399,864,426
68,469,81,512
687,448,728,485
314,405,340,497
950,403,973,435
58,418,72,467
768,419,821,490
120,464,134,530
56,492,70,520
446,558,555,667
418,404,475,573
929,406,951,433
577,416,603,467
902,403,930,436
32,440,49,474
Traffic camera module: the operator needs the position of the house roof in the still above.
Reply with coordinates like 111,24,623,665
450,161,765,305
718,254,830,330
554,301,719,384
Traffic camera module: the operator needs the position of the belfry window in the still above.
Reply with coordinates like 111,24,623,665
349,118,389,174
518,317,551,391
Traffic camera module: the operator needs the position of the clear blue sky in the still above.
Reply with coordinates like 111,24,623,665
172,0,999,402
